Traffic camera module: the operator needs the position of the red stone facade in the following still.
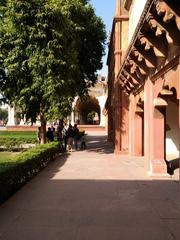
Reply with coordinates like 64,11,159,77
107,0,180,175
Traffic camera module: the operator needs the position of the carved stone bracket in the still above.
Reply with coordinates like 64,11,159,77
124,67,143,84
137,33,152,51
128,57,147,77
121,83,131,94
160,89,173,96
120,74,129,86
132,46,156,68
138,32,167,58
129,55,149,75
135,106,144,113
156,0,180,30
154,97,168,106
146,13,180,46
121,72,139,87
115,0,179,98
121,70,139,86
147,13,166,37
126,81,134,89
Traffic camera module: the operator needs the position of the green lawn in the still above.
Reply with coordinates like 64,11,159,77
0,131,36,139
0,131,37,151
0,152,20,163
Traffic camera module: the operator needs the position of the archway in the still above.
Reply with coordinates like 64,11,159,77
165,89,179,161
75,96,100,125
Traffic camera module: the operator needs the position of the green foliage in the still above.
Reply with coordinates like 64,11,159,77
0,152,19,163
87,111,96,121
59,0,106,88
0,142,60,204
0,0,106,126
0,0,76,122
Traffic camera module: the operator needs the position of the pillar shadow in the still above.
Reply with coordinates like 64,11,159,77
85,135,114,154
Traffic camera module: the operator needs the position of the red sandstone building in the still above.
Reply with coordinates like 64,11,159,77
107,0,179,175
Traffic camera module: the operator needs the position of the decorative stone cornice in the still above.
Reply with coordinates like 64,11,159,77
116,0,180,95
156,0,180,30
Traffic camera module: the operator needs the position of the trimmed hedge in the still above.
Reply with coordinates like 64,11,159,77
0,142,60,204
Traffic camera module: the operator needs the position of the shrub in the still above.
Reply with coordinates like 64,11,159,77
0,142,60,204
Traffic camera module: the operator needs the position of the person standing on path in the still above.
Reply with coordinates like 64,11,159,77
66,124,74,152
46,127,54,142
73,124,79,151
62,123,68,151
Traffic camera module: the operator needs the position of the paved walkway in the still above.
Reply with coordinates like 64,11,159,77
0,132,180,240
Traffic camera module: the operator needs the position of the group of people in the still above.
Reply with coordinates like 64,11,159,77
37,123,86,152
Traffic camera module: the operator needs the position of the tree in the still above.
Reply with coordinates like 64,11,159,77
0,0,106,143
59,0,106,89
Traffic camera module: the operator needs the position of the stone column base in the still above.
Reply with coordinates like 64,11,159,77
114,149,129,155
148,158,168,176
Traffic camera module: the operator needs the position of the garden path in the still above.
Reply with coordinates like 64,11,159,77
0,131,180,240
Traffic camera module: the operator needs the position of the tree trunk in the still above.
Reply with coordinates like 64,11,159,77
40,102,46,144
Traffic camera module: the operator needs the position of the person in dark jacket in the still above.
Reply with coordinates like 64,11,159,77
66,124,74,152
73,124,79,150
46,127,54,142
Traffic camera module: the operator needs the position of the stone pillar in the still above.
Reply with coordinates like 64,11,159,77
134,112,143,156
144,79,167,175
19,115,26,126
107,103,114,142
129,94,135,155
113,0,129,154
144,79,152,172
152,107,167,174
129,95,143,156
114,0,122,154
121,91,129,153
114,83,122,154
19,119,24,126
71,96,78,125
7,106,16,126
71,111,75,126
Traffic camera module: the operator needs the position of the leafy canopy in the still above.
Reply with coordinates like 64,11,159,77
0,0,106,122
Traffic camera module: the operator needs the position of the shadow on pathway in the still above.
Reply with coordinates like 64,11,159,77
0,134,180,240
85,135,114,154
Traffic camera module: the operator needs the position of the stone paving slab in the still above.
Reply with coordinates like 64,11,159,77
76,226,174,240
0,132,180,240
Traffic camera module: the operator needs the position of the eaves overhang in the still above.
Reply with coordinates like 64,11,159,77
117,0,180,95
